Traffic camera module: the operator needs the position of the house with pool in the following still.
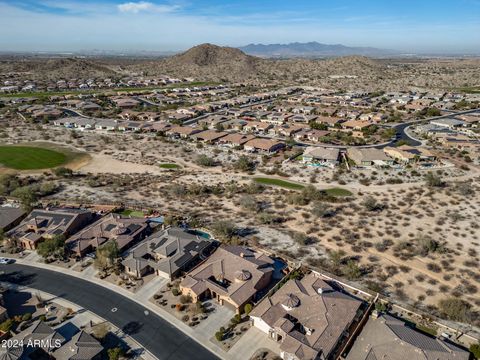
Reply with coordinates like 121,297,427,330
122,227,215,280
180,245,279,314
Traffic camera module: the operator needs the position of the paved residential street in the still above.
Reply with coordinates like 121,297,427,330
0,264,219,360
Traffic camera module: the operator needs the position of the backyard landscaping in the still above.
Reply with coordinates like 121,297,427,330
118,209,145,217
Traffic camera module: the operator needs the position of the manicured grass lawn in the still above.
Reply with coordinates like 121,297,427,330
253,177,305,190
119,209,145,217
254,177,353,197
159,163,181,169
415,324,437,336
0,145,67,169
324,188,353,197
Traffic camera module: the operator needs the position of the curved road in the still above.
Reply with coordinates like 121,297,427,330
0,264,218,360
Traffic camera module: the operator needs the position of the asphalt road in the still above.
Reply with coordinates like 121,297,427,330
0,264,218,360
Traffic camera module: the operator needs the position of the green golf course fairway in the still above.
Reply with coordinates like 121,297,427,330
0,145,67,170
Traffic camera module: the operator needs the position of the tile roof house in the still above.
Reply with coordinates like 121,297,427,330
346,314,469,360
53,330,103,360
250,273,362,360
0,320,66,360
0,204,26,232
6,208,95,250
384,145,436,163
180,246,275,313
112,97,140,109
191,130,228,143
218,133,256,147
342,120,372,131
243,121,273,134
302,147,340,168
347,148,394,166
166,126,202,139
122,227,214,279
66,213,150,257
244,138,285,153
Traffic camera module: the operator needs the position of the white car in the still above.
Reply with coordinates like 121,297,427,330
0,258,14,264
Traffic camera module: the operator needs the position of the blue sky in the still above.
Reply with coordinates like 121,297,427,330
1,0,479,53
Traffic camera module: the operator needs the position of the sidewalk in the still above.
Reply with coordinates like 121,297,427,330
8,255,245,360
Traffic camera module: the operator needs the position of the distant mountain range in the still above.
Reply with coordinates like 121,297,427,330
238,41,398,58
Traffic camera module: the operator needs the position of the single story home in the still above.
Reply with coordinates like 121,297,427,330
347,148,394,166
384,145,436,163
218,133,256,147
346,314,469,360
244,138,285,153
302,147,340,167
191,130,228,143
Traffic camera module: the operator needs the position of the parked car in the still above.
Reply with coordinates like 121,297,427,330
0,257,15,264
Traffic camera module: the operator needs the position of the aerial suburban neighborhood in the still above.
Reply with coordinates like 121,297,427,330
0,1,480,360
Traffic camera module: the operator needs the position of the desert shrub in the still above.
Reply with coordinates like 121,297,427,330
416,234,443,256
179,295,192,304
362,196,382,211
438,298,472,323
425,172,444,188
344,260,362,280
195,155,216,167
234,156,256,172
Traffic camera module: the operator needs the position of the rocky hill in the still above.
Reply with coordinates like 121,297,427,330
135,43,265,81
0,57,118,80
132,43,392,85
2,44,480,91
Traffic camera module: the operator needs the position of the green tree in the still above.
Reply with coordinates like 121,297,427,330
425,172,444,188
0,319,15,332
470,342,480,359
195,155,216,167
344,260,362,280
244,303,253,315
94,240,119,271
0,174,20,195
107,347,124,360
233,156,255,172
37,234,66,259
211,220,237,242
11,186,37,211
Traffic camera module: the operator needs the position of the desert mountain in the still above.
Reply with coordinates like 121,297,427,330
137,43,264,81
0,57,118,80
133,43,391,85
239,41,397,58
